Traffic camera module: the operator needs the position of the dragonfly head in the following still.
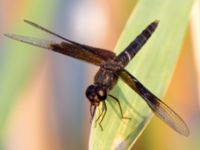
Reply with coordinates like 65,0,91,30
86,84,107,106
86,84,107,119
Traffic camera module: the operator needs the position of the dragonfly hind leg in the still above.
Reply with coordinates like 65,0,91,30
109,95,131,120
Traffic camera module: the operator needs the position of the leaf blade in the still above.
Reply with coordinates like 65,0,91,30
89,0,194,149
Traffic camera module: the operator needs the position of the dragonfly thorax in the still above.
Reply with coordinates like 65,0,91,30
86,84,107,106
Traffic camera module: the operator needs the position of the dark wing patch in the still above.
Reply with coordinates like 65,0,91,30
4,33,108,66
50,42,111,65
23,19,116,61
118,69,189,136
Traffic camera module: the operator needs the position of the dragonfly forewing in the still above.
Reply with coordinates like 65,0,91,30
4,33,105,65
5,20,116,66
4,33,53,49
24,20,116,61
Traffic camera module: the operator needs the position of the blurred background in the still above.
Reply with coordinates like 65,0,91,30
0,0,199,150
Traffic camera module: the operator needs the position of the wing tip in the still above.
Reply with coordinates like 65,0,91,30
4,33,16,40
179,124,190,137
4,33,10,37
4,33,27,43
24,19,36,27
24,19,30,23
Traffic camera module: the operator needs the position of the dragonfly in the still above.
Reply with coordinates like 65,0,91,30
4,20,189,136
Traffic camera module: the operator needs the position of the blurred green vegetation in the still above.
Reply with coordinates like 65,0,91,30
0,0,58,141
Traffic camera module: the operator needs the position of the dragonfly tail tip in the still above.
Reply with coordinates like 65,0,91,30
154,20,160,25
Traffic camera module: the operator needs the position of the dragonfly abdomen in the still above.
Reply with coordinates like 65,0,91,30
116,20,159,67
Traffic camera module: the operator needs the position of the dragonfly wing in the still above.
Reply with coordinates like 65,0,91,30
4,33,105,66
23,20,116,61
118,69,189,136
4,33,53,49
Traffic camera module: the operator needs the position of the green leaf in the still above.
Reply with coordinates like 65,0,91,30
89,0,194,149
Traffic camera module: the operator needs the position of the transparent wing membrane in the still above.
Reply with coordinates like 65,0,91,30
4,33,54,49
147,96,190,136
24,19,80,46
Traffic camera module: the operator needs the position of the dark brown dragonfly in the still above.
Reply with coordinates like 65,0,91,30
4,20,189,136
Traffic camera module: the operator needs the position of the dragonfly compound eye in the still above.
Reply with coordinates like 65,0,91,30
86,85,100,105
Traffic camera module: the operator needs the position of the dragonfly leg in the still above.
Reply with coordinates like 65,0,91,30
90,105,96,123
109,95,131,120
94,103,105,128
95,103,105,122
98,101,107,131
